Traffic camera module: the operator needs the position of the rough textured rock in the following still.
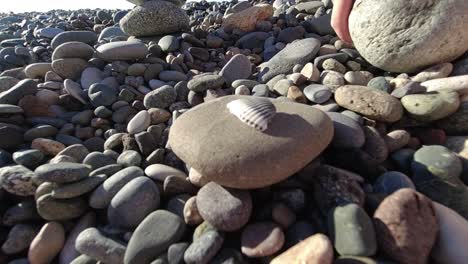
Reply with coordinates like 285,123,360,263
120,0,190,37
349,0,468,73
335,85,403,122
223,4,274,32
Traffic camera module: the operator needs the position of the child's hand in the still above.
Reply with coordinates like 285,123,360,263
331,0,354,44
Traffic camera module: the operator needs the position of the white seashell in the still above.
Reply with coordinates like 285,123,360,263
226,97,276,131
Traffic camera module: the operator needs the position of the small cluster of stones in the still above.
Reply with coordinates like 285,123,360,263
0,0,467,263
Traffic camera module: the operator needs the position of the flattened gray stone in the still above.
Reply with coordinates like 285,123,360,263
124,210,186,264
51,31,98,49
257,38,321,83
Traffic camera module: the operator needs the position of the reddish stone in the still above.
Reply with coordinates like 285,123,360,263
373,189,438,264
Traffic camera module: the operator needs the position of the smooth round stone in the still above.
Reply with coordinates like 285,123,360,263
51,58,88,80
90,164,123,177
423,75,468,94
37,27,64,39
384,130,411,153
349,0,468,73
335,85,403,122
412,145,462,183
401,91,460,121
88,83,117,107
51,174,106,199
12,149,44,168
124,210,186,264
57,144,89,163
144,164,187,182
411,63,453,82
219,54,252,86
120,1,189,37
158,35,179,52
168,242,189,264
169,95,333,189
241,222,284,257
0,165,36,196
374,171,415,195
117,150,142,167
1,224,38,254
143,85,176,109
183,196,203,226
320,70,345,91
197,182,252,231
329,203,377,256
75,227,126,264
303,84,332,104
28,222,65,264
36,194,87,221
98,26,128,41
83,152,115,170
52,42,94,61
108,176,160,228
159,71,187,82
51,31,98,49
432,202,468,264
367,76,391,93
31,138,65,156
96,41,148,61
374,189,438,264
270,234,334,264
89,166,144,209
327,112,365,148
80,67,104,90
258,38,321,83
235,85,250,95
24,63,52,79
184,231,224,264
24,125,58,141
344,71,371,86
34,163,90,184
187,74,225,92
127,110,150,135
59,212,96,264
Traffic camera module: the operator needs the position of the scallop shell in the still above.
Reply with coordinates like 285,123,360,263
226,97,276,131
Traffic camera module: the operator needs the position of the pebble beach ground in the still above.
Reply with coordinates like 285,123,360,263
0,0,468,263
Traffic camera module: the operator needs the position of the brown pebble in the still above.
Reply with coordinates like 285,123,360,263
31,138,65,156
373,189,438,264
28,222,65,264
270,233,333,264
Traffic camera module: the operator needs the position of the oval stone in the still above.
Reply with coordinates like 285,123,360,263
335,85,403,122
96,41,148,61
349,0,468,73
168,95,333,189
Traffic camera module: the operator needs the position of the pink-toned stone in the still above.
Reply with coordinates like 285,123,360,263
270,234,333,264
31,138,65,156
373,189,438,264
28,222,65,264
223,4,274,32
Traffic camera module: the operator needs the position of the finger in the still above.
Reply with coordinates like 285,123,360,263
331,0,354,43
